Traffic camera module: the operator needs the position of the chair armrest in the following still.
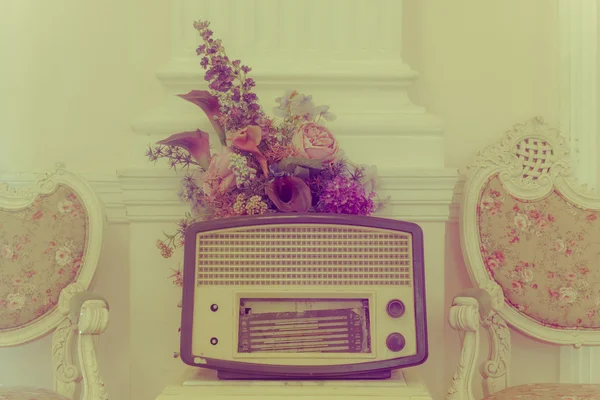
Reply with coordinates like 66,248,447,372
69,292,109,328
446,288,491,400
71,293,109,400
455,288,493,322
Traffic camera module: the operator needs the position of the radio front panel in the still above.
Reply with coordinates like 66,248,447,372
191,287,418,365
180,215,427,379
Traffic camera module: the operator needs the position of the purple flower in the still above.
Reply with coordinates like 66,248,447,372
201,30,213,41
242,93,257,103
157,130,211,169
243,78,256,90
231,88,241,102
266,176,312,213
316,176,375,215
177,90,226,144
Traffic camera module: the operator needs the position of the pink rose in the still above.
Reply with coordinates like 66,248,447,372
292,122,339,163
514,214,530,231
537,218,549,230
203,147,236,196
32,210,44,221
487,257,500,269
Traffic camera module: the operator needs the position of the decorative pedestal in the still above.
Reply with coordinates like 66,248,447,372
156,369,433,400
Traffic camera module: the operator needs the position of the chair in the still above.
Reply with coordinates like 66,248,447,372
446,117,600,400
0,165,109,400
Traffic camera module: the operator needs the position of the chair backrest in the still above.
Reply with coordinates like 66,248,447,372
460,117,600,346
0,165,104,347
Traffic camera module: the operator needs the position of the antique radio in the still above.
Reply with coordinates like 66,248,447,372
180,213,427,379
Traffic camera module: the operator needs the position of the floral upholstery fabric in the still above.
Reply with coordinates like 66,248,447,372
0,185,88,330
0,387,69,400
478,175,600,329
483,383,600,400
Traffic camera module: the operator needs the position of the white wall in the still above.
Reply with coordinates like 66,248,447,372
0,1,567,400
0,1,171,400
403,0,562,396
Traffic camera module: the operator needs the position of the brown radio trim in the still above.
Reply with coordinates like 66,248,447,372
180,213,428,379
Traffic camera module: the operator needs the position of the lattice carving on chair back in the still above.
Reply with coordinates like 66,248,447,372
467,117,571,190
515,137,555,181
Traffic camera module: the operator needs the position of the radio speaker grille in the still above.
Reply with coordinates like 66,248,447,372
196,225,412,286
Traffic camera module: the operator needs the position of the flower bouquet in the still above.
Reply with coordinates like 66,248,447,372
147,19,384,277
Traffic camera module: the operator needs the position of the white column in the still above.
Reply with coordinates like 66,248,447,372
130,0,445,171
558,0,600,385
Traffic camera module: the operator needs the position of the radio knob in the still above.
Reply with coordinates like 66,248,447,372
386,299,405,318
386,333,406,352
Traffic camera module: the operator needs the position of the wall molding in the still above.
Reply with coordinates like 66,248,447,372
1,168,459,224
130,0,446,171
558,0,599,384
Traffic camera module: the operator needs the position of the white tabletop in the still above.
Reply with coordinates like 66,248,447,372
157,368,433,400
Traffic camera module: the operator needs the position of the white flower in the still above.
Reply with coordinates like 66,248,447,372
55,247,72,266
520,269,534,283
1,245,13,259
559,287,578,304
6,293,25,311
554,239,566,253
288,93,314,117
309,105,336,122
575,279,589,290
514,213,530,231
595,297,600,307
20,283,36,295
273,89,294,117
58,200,74,213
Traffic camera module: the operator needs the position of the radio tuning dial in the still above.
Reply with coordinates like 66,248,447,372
386,333,406,352
386,299,405,318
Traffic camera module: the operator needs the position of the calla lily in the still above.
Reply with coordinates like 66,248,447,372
227,125,269,177
177,90,226,145
157,130,211,169
265,176,312,213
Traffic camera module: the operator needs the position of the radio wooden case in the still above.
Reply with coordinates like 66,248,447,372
180,213,428,379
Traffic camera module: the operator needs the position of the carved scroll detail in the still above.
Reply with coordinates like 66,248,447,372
446,297,481,400
78,300,109,400
52,318,81,399
481,313,511,396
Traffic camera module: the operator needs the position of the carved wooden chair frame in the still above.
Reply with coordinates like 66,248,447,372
447,118,600,400
0,165,109,400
